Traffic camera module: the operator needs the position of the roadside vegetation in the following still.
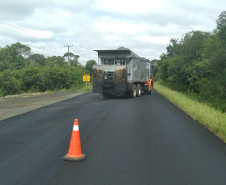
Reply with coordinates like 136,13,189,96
153,10,226,142
0,42,96,97
58,82,92,93
154,10,226,112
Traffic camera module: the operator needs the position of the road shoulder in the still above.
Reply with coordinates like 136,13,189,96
0,91,85,121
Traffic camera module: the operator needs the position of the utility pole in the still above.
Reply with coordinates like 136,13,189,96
64,44,73,67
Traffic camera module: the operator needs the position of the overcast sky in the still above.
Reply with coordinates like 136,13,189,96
0,0,225,65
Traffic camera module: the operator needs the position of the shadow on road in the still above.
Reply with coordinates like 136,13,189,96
100,91,153,100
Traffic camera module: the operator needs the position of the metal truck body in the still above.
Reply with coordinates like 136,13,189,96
92,47,154,98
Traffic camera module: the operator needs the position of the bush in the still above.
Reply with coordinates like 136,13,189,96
0,70,21,96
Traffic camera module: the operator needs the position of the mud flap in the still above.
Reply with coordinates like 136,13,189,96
115,70,126,91
93,69,103,92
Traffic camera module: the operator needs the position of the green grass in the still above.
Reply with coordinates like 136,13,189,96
0,83,92,98
69,82,92,92
154,82,226,142
45,90,52,94
57,82,92,93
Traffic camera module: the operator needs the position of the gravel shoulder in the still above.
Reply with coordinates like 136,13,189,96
0,91,85,121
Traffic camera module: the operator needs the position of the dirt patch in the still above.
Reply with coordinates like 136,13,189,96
0,92,84,121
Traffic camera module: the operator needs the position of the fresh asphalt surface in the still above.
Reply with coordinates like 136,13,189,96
1,91,226,185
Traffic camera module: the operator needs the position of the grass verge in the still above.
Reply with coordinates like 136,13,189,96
58,82,92,93
72,83,92,92
154,82,226,142
0,83,92,100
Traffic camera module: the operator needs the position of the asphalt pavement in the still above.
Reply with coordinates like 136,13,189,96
1,90,226,185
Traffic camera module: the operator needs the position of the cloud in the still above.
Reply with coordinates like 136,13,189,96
0,0,226,64
96,0,164,14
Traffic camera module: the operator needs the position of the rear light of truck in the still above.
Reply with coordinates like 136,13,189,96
122,69,126,78
93,69,97,77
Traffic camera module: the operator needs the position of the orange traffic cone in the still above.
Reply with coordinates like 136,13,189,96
63,119,86,161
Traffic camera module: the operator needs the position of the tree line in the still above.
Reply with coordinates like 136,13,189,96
154,11,226,112
0,42,96,96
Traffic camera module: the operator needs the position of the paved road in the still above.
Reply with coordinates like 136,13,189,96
1,91,226,185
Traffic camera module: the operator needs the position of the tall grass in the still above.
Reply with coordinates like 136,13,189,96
56,82,92,93
154,82,226,142
69,82,92,92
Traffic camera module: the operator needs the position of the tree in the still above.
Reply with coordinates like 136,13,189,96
63,52,80,67
11,42,31,58
46,56,65,67
156,31,210,92
166,38,180,58
216,11,226,45
85,60,97,75
44,60,55,67
29,54,46,66
0,42,31,70
150,59,158,65
0,70,21,95
50,67,71,89
63,52,79,59
70,58,82,67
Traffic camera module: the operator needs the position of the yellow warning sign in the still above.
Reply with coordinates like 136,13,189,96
83,75,90,82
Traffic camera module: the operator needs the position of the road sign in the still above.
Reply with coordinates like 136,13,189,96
83,74,90,88
83,75,90,82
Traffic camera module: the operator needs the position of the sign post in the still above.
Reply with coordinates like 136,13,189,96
83,74,90,87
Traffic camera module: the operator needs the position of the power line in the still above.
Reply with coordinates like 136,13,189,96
71,48,85,56
0,21,86,55
0,24,52,41
0,41,60,57
0,21,65,44
0,41,88,60
0,21,52,40
0,21,90,58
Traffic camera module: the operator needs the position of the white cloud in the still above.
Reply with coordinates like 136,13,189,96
0,0,226,64
137,36,171,45
96,0,164,14
93,17,145,34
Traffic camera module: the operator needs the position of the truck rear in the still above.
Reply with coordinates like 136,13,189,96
92,47,154,98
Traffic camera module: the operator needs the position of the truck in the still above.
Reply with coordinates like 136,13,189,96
92,47,154,98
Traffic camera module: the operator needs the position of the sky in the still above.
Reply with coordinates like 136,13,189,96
0,0,225,65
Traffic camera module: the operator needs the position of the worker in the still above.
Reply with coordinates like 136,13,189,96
150,74,153,80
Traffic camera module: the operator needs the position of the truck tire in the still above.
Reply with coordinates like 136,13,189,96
129,84,136,98
136,84,141,97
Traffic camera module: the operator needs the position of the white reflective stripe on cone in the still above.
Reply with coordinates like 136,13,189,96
73,125,79,131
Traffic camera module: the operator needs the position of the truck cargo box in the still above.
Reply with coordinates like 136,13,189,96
93,47,154,97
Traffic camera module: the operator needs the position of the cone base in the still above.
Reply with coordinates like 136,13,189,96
62,154,86,161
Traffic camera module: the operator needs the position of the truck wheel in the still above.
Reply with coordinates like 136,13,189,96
130,84,136,98
136,84,141,97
